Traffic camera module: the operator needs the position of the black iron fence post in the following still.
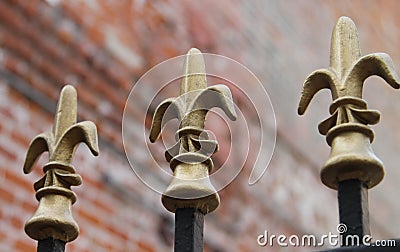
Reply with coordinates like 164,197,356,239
298,16,400,250
149,48,237,251
338,179,369,244
37,238,66,252
23,85,99,252
175,208,204,252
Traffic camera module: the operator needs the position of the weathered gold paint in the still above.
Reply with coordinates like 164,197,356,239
23,85,99,242
150,48,236,213
298,17,400,189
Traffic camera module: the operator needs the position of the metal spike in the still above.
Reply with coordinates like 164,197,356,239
150,48,237,251
23,85,99,249
298,16,400,244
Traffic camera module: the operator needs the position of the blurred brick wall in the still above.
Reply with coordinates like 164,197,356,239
1,0,400,251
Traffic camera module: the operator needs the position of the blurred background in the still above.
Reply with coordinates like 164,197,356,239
1,0,400,251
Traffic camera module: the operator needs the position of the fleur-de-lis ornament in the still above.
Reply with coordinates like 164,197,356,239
298,17,400,189
150,48,236,214
24,85,99,242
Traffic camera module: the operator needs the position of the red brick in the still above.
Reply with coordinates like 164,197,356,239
76,208,101,226
81,173,104,192
0,106,14,120
56,28,74,45
106,224,129,241
0,229,6,242
87,26,104,44
75,85,98,110
92,197,115,215
0,2,23,31
137,240,156,252
0,186,15,203
0,144,17,162
3,169,34,193
11,130,30,148
14,239,36,252
18,0,38,18
11,215,24,230
21,200,36,214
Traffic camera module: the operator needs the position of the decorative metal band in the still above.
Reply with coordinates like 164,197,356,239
170,153,214,173
326,123,374,146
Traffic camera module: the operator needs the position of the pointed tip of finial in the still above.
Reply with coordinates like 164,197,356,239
188,47,202,54
53,85,78,141
336,16,354,25
58,85,78,114
61,84,77,96
58,85,78,109
181,48,207,94
62,84,76,91
334,16,358,39
330,16,361,77
334,17,358,35
185,48,204,65
58,84,77,112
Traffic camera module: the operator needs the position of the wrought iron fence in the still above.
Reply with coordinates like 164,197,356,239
22,16,400,252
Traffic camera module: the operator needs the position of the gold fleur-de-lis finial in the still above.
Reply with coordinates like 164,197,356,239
298,17,400,189
150,48,236,214
24,85,99,242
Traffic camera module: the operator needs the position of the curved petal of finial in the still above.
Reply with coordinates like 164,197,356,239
346,53,400,97
165,141,181,162
190,138,218,155
149,98,183,143
23,133,52,174
298,69,338,115
318,110,339,135
349,107,381,125
54,170,82,187
52,121,99,163
190,84,237,121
